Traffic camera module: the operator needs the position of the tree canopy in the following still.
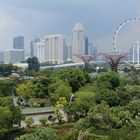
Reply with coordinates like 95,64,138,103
97,71,120,90
16,127,57,140
55,68,90,92
49,80,72,105
26,57,40,71
0,64,18,77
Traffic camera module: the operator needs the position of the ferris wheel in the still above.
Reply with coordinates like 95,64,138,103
113,17,140,53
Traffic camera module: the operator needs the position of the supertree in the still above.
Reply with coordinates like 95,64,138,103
102,53,127,72
73,54,100,71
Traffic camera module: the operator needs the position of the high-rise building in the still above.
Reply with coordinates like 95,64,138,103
0,52,4,63
88,43,97,56
85,36,88,55
129,42,140,64
13,36,24,49
30,38,40,57
71,22,86,63
33,40,45,63
4,49,24,64
66,38,72,61
44,34,66,64
128,47,133,62
63,39,69,62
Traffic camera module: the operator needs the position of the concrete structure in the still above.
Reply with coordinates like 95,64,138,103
4,49,24,64
0,52,4,63
132,41,140,64
40,61,107,70
74,54,99,71
21,107,55,127
88,43,97,55
13,36,24,49
32,40,45,63
66,38,72,61
85,36,89,55
103,53,127,72
30,38,40,57
44,34,66,64
128,47,133,62
71,22,86,63
63,39,69,62
40,62,84,70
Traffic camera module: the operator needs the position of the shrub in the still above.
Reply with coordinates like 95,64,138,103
63,129,78,140
25,118,34,127
39,117,48,126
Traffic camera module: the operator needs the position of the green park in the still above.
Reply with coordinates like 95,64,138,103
1,57,140,140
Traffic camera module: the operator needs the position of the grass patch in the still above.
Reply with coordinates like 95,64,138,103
79,83,97,93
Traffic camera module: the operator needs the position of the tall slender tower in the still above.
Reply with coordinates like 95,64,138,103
71,22,86,63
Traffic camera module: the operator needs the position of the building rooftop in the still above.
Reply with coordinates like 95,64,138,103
72,22,85,32
21,107,56,115
44,34,63,38
5,49,24,51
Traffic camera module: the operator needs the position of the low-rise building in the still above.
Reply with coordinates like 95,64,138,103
21,107,55,127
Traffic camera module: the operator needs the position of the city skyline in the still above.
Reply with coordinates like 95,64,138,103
0,0,140,53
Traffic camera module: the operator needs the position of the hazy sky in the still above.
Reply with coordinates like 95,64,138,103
0,0,140,53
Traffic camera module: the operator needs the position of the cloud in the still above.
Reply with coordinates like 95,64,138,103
0,14,19,30
0,0,140,54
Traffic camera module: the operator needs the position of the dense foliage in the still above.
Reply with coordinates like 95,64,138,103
0,80,16,97
26,57,40,71
0,64,18,77
16,127,57,140
0,97,22,139
54,68,90,92
2,68,140,139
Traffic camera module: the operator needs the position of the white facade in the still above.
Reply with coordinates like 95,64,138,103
66,38,72,61
0,52,4,63
72,22,86,63
30,38,40,57
33,40,45,63
4,49,24,64
44,34,65,64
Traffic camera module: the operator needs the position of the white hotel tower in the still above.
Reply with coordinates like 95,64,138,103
44,34,65,64
33,40,45,63
71,22,86,63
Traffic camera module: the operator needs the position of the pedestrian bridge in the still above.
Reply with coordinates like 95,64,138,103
40,61,106,70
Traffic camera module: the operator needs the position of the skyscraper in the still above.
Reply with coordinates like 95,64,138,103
0,52,4,63
71,22,86,63
44,34,66,64
13,36,24,49
33,40,45,63
88,43,97,56
30,38,40,57
66,38,72,61
85,36,88,55
63,39,69,62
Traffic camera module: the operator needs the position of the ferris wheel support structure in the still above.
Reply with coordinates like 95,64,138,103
113,17,140,53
